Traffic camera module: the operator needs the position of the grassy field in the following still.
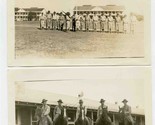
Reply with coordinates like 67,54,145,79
15,21,144,59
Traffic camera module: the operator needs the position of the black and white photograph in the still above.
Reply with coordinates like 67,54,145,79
8,67,152,125
7,0,150,66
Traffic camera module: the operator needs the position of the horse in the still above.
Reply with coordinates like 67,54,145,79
34,106,52,125
75,108,92,125
96,107,112,125
54,106,68,125
118,107,135,125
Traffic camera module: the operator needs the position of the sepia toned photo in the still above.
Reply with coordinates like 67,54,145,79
8,67,152,125
8,0,150,66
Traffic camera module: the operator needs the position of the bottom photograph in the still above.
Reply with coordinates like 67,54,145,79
8,67,151,125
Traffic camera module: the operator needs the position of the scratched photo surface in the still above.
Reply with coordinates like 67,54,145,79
14,0,146,59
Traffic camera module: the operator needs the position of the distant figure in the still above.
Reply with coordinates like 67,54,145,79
130,13,137,34
104,16,109,32
52,11,57,30
76,14,80,31
108,13,113,33
85,13,90,31
123,15,128,34
59,13,64,31
116,13,121,33
89,13,94,31
119,99,134,125
101,13,106,32
72,14,76,32
46,11,52,30
93,13,98,31
39,13,46,29
56,13,60,30
66,14,70,31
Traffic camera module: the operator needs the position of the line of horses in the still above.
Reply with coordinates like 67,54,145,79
35,106,134,125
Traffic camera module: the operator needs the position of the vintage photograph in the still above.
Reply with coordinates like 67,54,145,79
7,0,150,66
15,80,145,125
8,67,152,125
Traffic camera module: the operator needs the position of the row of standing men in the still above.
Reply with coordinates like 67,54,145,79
39,11,137,34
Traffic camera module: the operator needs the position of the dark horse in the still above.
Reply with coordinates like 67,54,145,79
54,107,68,125
34,106,52,125
118,107,135,125
96,107,112,125
75,108,92,125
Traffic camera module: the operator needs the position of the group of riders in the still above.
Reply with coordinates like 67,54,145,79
35,98,134,125
39,11,137,34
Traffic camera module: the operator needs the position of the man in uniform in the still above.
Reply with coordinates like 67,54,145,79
130,13,137,34
108,13,114,33
52,11,57,30
101,13,106,32
53,99,64,125
46,11,52,30
93,13,98,31
75,100,89,125
41,99,53,125
116,13,121,33
119,99,134,125
96,99,112,125
72,14,76,32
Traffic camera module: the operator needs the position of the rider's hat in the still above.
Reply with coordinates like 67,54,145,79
79,99,83,103
41,99,48,103
57,99,63,103
100,99,105,103
122,99,128,103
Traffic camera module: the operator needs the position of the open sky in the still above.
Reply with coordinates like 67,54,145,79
16,79,145,108
15,0,145,15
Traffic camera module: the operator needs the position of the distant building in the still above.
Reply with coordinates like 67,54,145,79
15,88,145,125
73,5,125,16
15,7,46,21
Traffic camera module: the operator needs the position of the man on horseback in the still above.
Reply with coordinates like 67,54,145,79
96,99,112,125
53,99,65,125
119,99,134,125
41,99,53,125
75,99,89,125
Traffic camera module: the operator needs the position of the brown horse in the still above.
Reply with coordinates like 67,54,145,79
34,106,52,125
54,107,68,125
96,107,112,125
75,108,92,125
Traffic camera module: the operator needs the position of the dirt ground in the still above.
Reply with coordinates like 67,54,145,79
15,21,144,59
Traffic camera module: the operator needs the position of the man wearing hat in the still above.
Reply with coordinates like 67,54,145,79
53,99,64,125
96,99,112,124
75,99,89,124
41,99,53,125
119,99,134,125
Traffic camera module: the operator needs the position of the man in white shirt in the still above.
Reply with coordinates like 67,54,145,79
93,13,98,31
52,11,57,30
41,99,53,125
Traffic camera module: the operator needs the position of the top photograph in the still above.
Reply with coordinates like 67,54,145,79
8,0,151,66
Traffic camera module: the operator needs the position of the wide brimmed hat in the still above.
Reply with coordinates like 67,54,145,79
122,99,128,103
41,99,47,103
79,99,83,103
100,99,105,103
57,99,63,103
